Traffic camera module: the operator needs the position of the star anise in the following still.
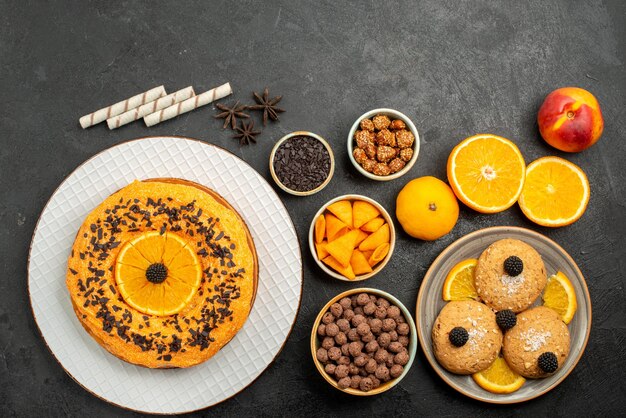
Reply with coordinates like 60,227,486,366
214,101,249,130
248,87,285,125
233,119,261,145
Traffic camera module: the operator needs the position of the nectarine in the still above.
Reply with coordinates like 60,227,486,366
537,87,603,152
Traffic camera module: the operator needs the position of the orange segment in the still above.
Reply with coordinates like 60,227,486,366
353,201,380,229
447,134,526,213
518,156,590,227
314,215,326,244
358,224,390,251
350,250,373,275
542,271,577,324
322,255,356,280
326,229,360,267
325,213,348,241
361,217,385,233
472,357,526,394
442,258,478,301
326,200,353,228
115,231,201,316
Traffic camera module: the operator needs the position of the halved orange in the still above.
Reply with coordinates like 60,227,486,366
115,231,201,316
518,156,590,227
472,356,526,394
447,134,526,213
442,258,478,301
542,271,577,324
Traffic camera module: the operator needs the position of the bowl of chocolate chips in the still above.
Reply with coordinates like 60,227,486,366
270,131,335,196
348,109,420,181
311,288,417,395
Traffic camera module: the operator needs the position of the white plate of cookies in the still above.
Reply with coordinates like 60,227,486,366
416,226,591,403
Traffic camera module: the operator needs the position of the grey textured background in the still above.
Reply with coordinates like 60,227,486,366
1,1,625,416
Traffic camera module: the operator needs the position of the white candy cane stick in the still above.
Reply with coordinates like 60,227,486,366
79,86,166,129
143,82,232,127
106,86,195,129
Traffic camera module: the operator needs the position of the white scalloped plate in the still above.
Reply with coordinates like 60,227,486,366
28,136,302,414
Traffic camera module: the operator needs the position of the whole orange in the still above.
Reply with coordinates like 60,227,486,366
537,87,604,153
396,176,459,241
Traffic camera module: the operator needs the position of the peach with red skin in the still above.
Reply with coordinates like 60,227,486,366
538,87,603,153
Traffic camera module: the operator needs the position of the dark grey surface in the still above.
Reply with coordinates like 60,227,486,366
1,1,625,416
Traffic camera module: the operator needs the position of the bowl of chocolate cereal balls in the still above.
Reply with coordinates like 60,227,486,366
347,108,420,181
311,288,417,395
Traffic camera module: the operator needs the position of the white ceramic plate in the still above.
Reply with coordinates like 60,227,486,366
28,136,303,414
416,226,591,404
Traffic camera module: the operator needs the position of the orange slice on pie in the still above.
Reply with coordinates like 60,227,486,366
447,134,526,213
115,231,201,316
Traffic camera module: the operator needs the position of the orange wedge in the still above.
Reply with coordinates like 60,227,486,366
115,231,201,316
473,357,526,394
518,157,590,227
447,134,526,213
442,258,478,301
542,271,577,324
327,200,353,228
353,201,380,229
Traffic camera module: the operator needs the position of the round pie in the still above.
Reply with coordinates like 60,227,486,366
66,178,258,368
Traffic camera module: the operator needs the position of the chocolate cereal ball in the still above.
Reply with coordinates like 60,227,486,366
325,323,339,337
335,364,349,379
316,348,328,363
348,341,363,357
357,293,370,306
375,306,387,319
337,356,351,366
369,375,381,389
397,322,410,336
343,309,355,321
386,352,395,368
321,337,335,350
382,318,397,332
354,355,369,367
338,376,351,389
347,328,360,342
376,298,390,309
330,303,343,318
317,324,326,337
377,332,391,348
349,363,360,376
375,364,390,381
356,322,371,336
336,318,350,332
395,314,406,324
387,306,401,319
350,375,362,389
359,377,374,392
322,312,335,324
365,340,379,353
350,295,358,307
398,335,409,347
390,364,404,378
364,302,377,315
353,307,364,315
335,332,348,345
369,318,383,334
394,351,409,366
374,348,388,363
328,346,341,361
388,341,404,353
365,358,378,373
325,363,336,375
388,330,399,342
341,343,350,356
339,297,352,310
361,332,375,343
351,314,366,327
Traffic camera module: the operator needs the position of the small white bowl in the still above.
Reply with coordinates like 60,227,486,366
308,194,396,281
269,131,335,196
347,108,420,181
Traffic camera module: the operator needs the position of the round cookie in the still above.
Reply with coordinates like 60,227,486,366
503,306,570,378
432,300,502,374
475,238,547,312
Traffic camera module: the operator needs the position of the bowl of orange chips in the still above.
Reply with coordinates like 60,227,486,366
308,195,396,281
